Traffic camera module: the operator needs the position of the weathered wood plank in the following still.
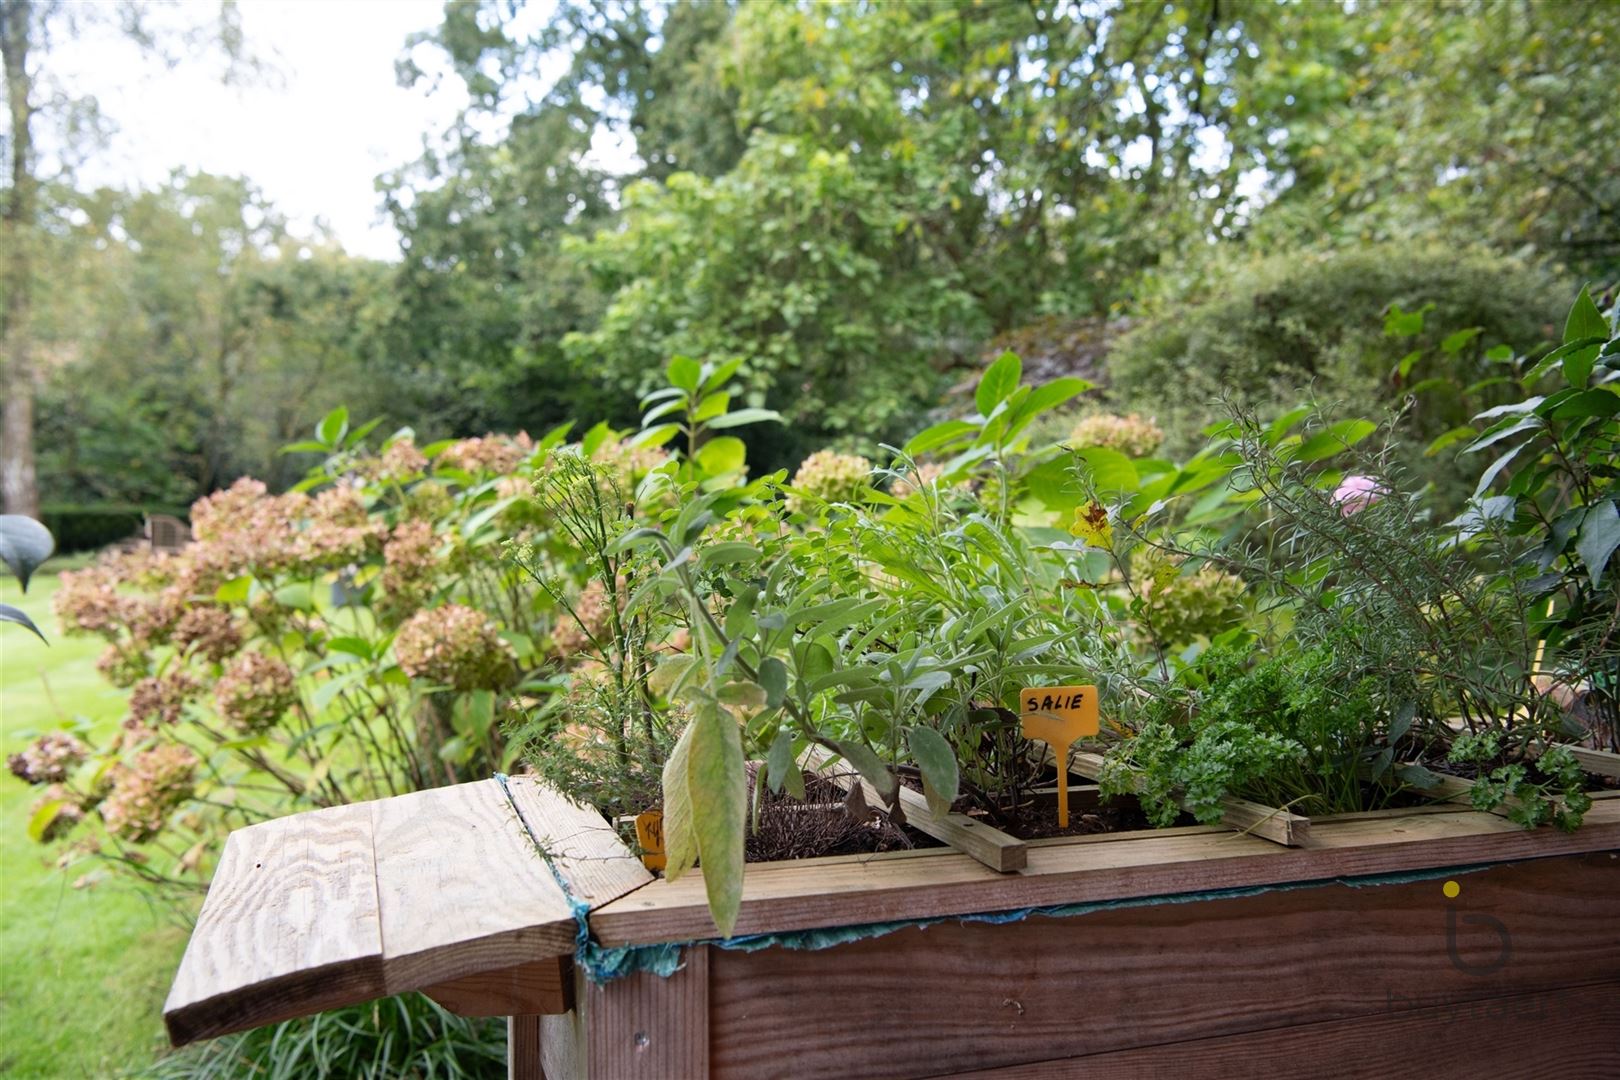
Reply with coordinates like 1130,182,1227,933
420,956,573,1017
371,779,580,994
504,774,655,906
508,1015,543,1080
540,970,589,1080
164,802,382,1046
804,744,1027,872
585,944,709,1080
705,853,1620,1079
934,980,1620,1079
589,798,1620,947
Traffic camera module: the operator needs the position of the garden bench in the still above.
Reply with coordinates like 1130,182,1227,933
165,774,1620,1078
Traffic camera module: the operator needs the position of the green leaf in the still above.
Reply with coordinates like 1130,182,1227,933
717,681,767,717
758,657,788,709
649,655,700,700
699,542,762,570
692,392,731,423
903,419,978,456
976,351,1022,417
661,724,698,878
667,355,702,394
0,515,55,592
1294,419,1377,463
1441,327,1483,355
215,575,252,603
694,436,747,477
1424,426,1476,457
1549,389,1620,421
1564,285,1609,345
701,358,744,395
832,739,897,801
273,582,314,611
278,440,330,455
705,408,783,430
687,701,746,936
26,798,66,843
1262,405,1313,445
1075,447,1138,493
908,727,958,819
317,406,349,446
0,603,46,643
1577,501,1620,588
1018,376,1092,420
324,636,373,660
765,727,796,795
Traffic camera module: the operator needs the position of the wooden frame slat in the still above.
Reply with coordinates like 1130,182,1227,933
803,744,1028,871
589,797,1620,947
163,802,383,1046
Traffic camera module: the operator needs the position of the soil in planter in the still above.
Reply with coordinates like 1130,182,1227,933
745,772,943,863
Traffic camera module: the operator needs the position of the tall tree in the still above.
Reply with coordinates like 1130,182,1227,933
0,0,246,515
0,0,40,515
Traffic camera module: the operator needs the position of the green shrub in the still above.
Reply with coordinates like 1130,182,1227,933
1106,245,1566,470
140,993,505,1080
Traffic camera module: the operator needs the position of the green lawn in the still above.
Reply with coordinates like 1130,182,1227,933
1,570,184,1079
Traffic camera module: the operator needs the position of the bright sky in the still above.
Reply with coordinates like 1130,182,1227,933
55,0,477,260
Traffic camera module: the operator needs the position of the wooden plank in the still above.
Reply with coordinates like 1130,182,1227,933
935,980,1620,1079
164,801,383,1046
705,853,1620,1079
1550,742,1620,780
504,774,655,905
371,779,581,995
1064,748,1310,847
585,944,709,1080
420,956,573,1017
803,744,1028,872
589,797,1620,947
509,1015,543,1080
540,969,588,1080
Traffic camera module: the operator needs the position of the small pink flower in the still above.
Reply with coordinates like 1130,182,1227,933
1331,475,1386,516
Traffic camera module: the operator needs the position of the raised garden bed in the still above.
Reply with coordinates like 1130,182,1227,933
164,764,1620,1078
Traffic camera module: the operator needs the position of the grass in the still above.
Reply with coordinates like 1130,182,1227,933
0,568,184,1079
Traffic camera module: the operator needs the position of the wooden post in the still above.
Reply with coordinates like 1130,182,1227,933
508,1015,543,1080
585,945,710,1079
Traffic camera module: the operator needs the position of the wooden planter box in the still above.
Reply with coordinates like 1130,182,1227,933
165,777,1620,1079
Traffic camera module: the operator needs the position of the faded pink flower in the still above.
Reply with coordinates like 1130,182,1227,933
7,732,88,785
172,606,242,663
395,604,516,690
437,434,534,476
129,671,200,727
101,744,197,843
214,652,299,732
1331,475,1386,516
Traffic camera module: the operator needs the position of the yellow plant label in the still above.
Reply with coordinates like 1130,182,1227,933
1020,684,1099,830
635,809,666,872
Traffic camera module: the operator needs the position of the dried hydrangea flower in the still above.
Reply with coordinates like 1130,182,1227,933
129,671,200,727
553,578,615,657
395,604,517,691
1069,413,1165,458
786,450,873,512
6,731,88,785
437,433,534,475
1136,549,1246,647
101,744,198,843
380,520,438,614
95,646,149,689
172,606,242,663
370,437,429,481
214,652,299,733
53,564,133,639
29,784,86,842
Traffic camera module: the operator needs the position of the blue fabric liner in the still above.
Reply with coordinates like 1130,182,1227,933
495,774,1504,986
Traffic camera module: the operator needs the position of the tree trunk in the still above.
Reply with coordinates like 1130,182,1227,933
1,0,38,518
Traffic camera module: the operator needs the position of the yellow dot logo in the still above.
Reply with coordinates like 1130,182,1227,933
1443,880,1460,899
